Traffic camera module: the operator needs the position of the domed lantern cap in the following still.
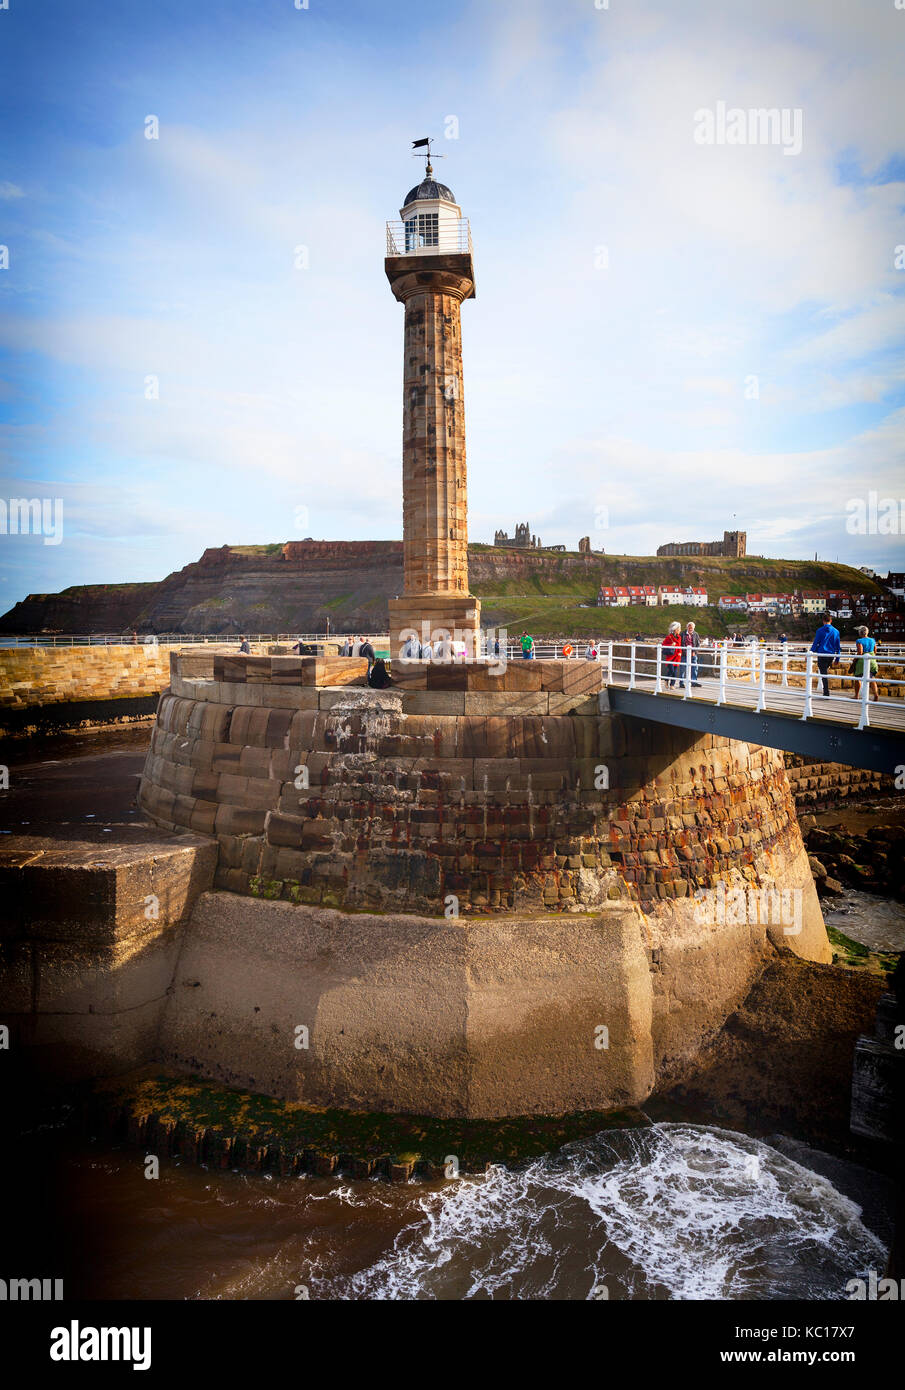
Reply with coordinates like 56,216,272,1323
402,177,457,207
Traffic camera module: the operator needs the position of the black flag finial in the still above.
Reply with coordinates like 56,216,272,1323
412,136,443,180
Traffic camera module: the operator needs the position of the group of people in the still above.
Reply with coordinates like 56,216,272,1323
809,616,879,701
399,634,462,661
237,619,882,704
338,635,376,662
337,635,393,687
661,621,702,687
655,615,881,701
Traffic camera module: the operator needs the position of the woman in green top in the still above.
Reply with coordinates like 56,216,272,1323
852,625,879,702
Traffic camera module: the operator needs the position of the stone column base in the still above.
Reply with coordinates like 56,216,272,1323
389,594,482,658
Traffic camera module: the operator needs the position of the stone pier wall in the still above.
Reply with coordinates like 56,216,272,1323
783,755,892,809
138,656,825,935
0,644,173,714
129,652,831,1113
0,832,217,1079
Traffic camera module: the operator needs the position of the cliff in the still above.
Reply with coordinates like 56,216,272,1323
0,541,883,637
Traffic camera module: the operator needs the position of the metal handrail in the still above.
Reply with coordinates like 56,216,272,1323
601,638,904,730
385,218,473,257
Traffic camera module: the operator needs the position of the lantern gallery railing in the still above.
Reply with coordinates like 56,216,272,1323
385,219,473,257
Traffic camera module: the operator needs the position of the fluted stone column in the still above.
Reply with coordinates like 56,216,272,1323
386,252,480,656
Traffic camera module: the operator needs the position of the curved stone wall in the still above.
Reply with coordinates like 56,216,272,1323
138,673,821,927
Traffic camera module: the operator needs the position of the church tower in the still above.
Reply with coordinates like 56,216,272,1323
385,148,480,656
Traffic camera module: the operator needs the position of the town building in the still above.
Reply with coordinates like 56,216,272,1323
656,529,746,558
597,586,632,607
718,595,748,613
745,593,796,615
876,612,905,638
658,585,708,606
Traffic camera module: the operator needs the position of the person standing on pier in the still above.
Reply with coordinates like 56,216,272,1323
853,625,879,703
359,638,376,673
682,621,701,686
663,621,682,687
810,614,840,697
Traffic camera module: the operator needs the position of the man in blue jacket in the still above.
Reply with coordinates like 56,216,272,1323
810,614,841,697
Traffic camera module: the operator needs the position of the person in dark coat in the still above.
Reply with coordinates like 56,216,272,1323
810,614,840,697
359,639,376,673
682,621,701,686
367,658,392,688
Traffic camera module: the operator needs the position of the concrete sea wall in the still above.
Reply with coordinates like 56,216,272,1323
0,831,217,1078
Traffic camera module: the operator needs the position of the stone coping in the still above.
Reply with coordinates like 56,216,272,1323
169,673,600,717
177,649,604,691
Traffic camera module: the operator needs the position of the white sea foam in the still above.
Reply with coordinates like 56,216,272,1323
320,1125,886,1301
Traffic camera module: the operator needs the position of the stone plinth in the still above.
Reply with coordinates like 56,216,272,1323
388,594,481,658
156,892,655,1118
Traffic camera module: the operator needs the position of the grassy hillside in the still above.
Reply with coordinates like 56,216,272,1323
469,549,880,638
473,597,750,640
469,546,879,596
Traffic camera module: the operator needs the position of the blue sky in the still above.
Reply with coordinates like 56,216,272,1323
1,0,904,611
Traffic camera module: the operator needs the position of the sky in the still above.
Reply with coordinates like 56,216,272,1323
0,0,904,611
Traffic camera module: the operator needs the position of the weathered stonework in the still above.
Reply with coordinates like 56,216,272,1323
139,654,826,953
385,252,481,656
0,831,217,1078
783,754,892,808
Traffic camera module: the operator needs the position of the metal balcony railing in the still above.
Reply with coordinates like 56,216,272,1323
386,218,473,257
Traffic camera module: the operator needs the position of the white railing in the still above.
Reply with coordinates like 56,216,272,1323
0,633,354,649
601,638,905,731
386,219,473,257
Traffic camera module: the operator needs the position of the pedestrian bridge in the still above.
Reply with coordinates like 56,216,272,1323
600,641,905,777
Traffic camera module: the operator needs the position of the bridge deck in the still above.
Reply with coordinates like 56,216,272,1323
608,672,905,732
603,648,905,775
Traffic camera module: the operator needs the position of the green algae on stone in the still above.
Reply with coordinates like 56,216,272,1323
89,1068,648,1175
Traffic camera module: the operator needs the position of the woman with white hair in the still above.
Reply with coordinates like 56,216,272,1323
662,620,682,688
852,625,879,702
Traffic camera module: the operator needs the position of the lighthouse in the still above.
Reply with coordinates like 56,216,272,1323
385,145,481,657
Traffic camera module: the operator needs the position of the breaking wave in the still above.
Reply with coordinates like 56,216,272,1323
314,1125,885,1301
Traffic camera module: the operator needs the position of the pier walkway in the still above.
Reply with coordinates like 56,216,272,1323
601,641,905,776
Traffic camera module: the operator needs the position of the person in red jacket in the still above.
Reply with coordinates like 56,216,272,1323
662,621,682,687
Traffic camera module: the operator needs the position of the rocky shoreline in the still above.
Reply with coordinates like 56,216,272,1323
803,809,905,902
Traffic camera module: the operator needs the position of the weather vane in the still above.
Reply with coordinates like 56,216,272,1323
411,136,444,179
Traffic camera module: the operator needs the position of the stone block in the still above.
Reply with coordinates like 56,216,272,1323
401,691,467,716
458,716,511,758
463,692,549,716
0,834,217,947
